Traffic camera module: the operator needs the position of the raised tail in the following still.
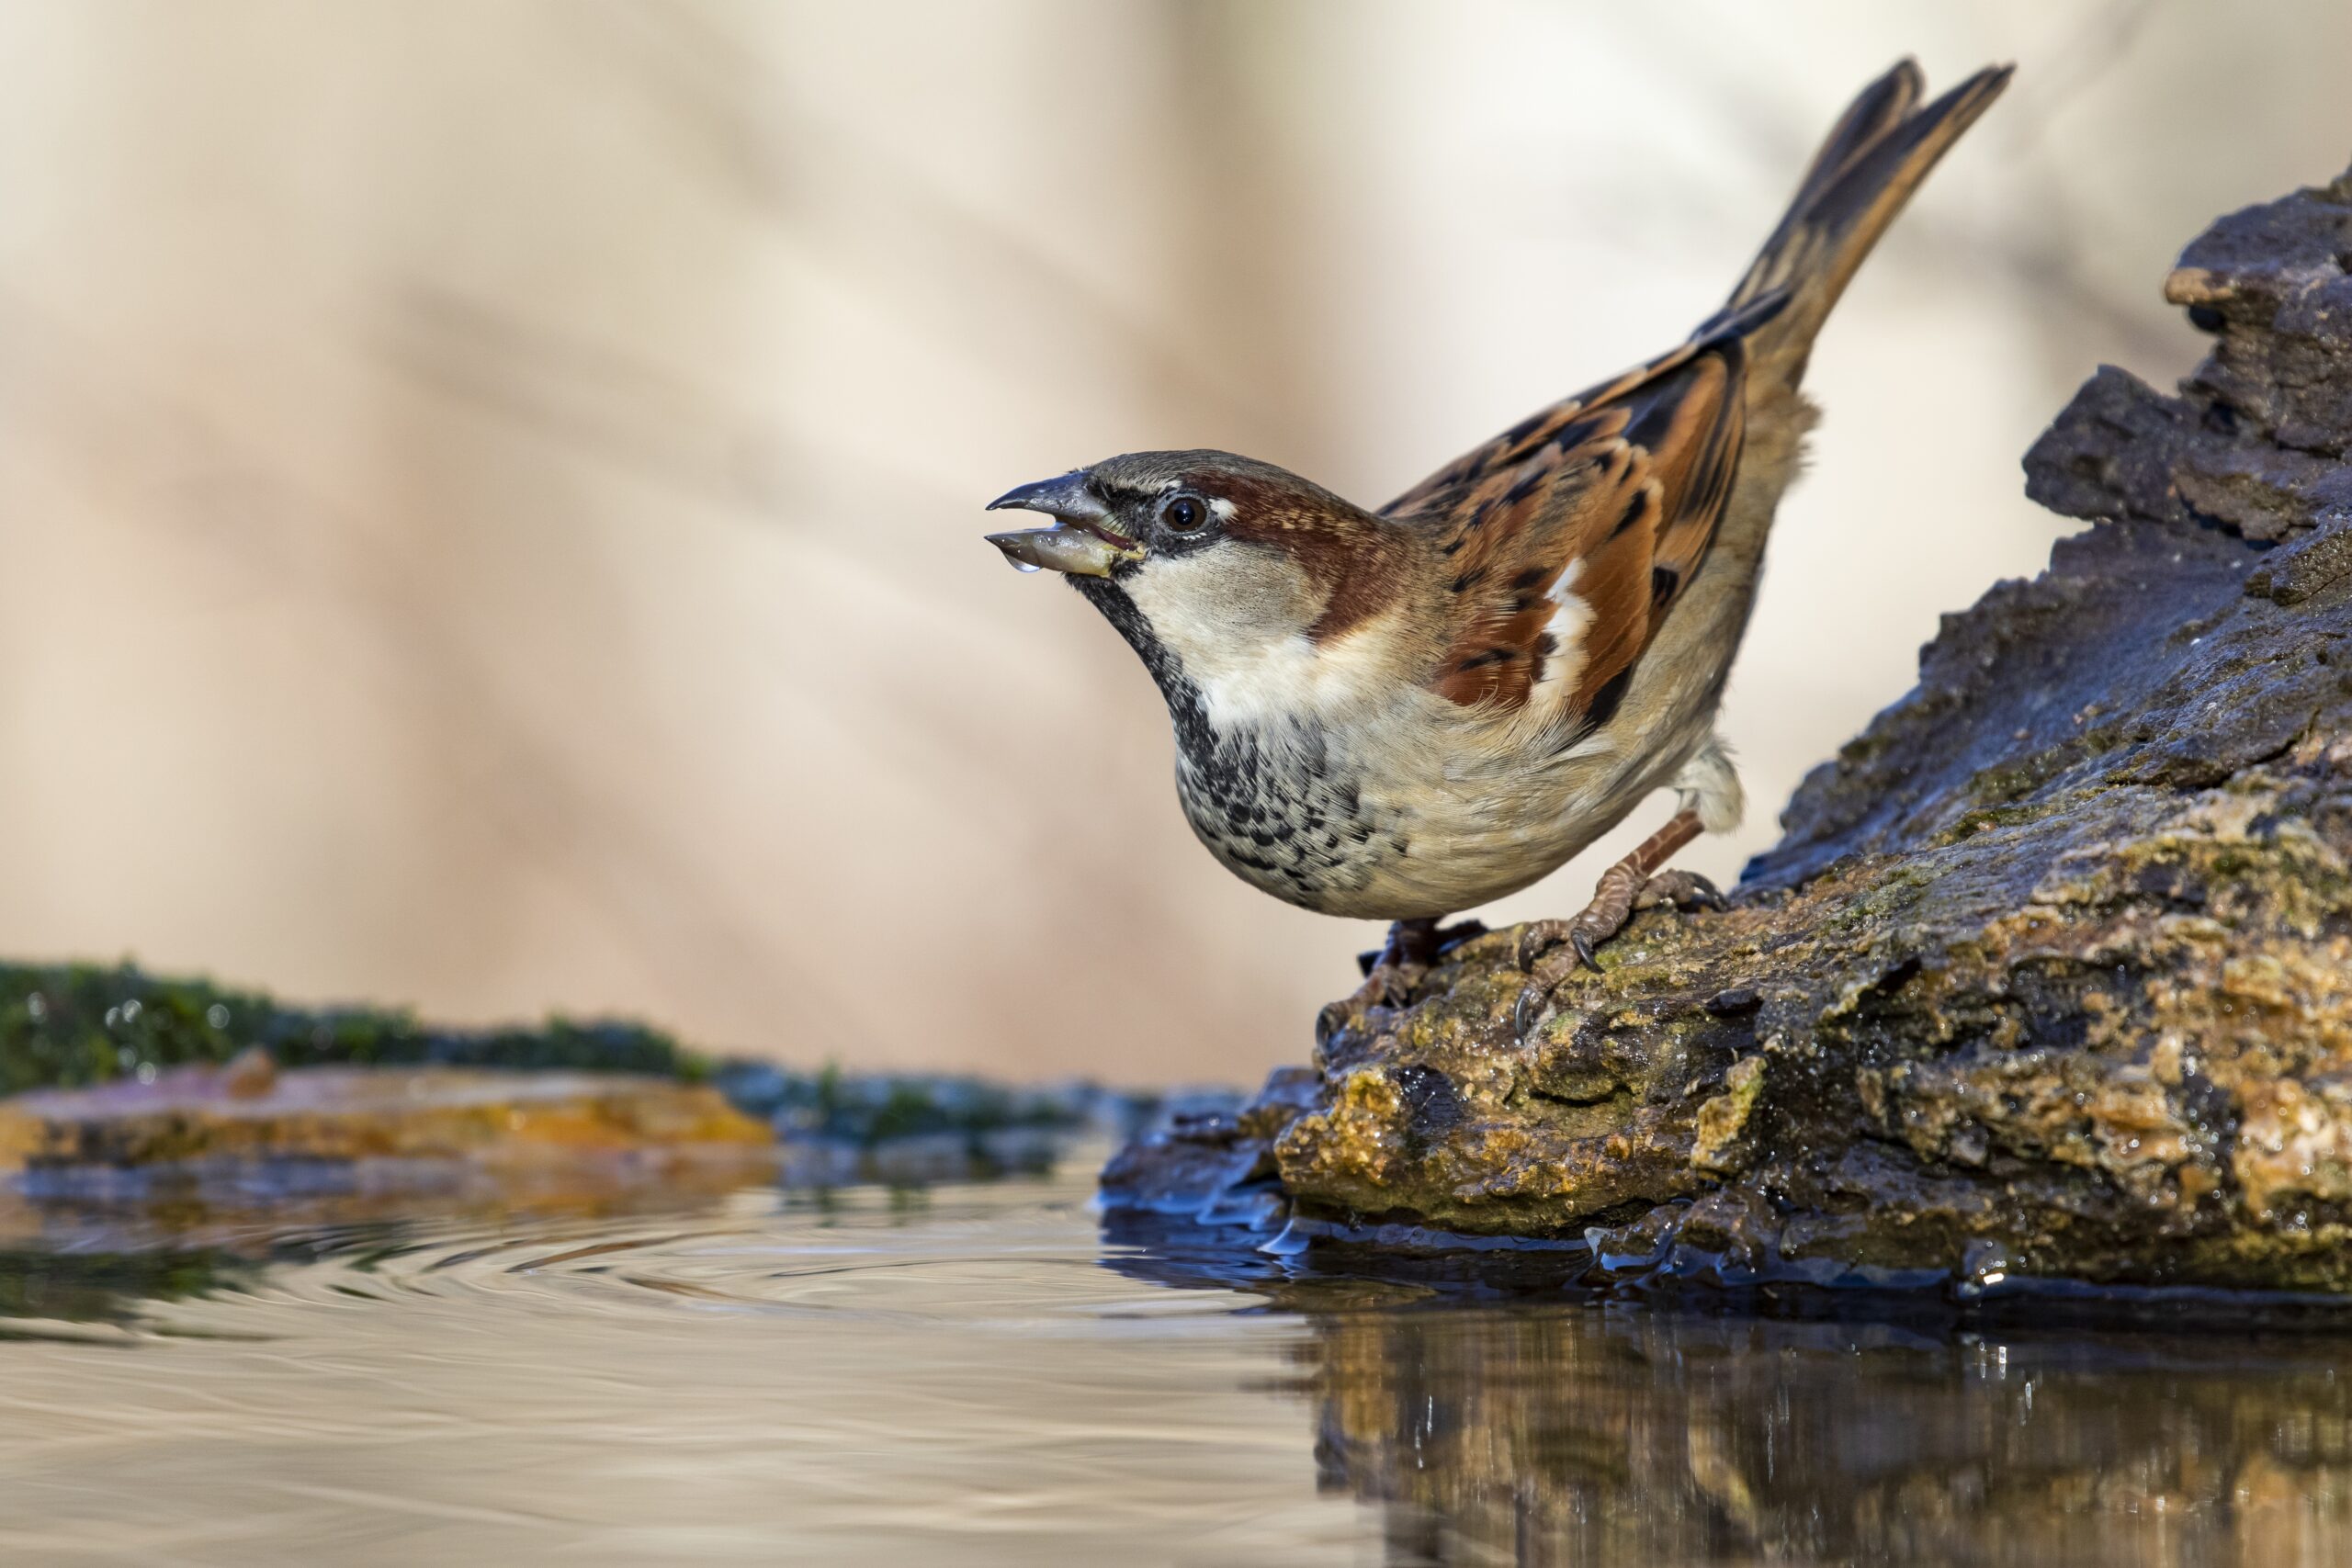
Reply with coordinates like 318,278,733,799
1707,60,2011,381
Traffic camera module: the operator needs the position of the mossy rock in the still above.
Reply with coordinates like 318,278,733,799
1107,166,2352,1296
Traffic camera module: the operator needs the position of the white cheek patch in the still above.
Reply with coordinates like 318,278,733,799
1196,637,1324,728
1123,549,1394,729
1201,617,1400,729
1123,550,1304,699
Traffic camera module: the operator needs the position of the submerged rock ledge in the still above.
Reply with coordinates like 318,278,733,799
1108,165,2352,1293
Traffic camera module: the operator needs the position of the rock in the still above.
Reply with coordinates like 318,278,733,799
0,962,1132,1186
1099,1089,1267,1216
1103,165,2352,1293
219,1044,277,1100
0,1063,774,1193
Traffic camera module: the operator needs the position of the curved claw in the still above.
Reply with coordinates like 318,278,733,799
1511,986,1548,1041
1572,931,1603,972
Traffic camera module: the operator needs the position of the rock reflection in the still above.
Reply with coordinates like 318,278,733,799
1308,1304,2352,1567
0,1247,258,1331
1104,1214,2352,1567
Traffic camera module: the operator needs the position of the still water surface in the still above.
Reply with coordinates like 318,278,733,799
1,1152,2347,1566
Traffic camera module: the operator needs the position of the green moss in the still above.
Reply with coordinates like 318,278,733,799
1815,862,1945,938
1935,804,2050,843
713,1058,1102,1148
1931,784,2113,849
2104,823,2352,933
1960,727,2124,808
0,959,692,1097
0,961,1113,1156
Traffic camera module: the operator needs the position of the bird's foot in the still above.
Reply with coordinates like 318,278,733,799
1322,917,1489,1048
1516,809,1714,980
1634,868,1724,913
1514,863,1645,976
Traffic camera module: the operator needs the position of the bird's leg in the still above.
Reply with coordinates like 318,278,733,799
1320,919,1440,1046
1356,916,1443,978
1430,915,1490,953
1518,808,1717,975
1354,914,1489,978
1337,914,1491,1022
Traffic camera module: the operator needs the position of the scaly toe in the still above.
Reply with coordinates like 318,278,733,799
1636,869,1725,912
1516,919,1575,971
1565,895,1635,969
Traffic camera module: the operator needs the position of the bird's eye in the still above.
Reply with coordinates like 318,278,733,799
1163,496,1208,534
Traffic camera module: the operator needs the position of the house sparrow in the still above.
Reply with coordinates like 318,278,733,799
986,60,2010,994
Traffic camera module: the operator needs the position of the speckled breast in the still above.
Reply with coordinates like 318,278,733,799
1170,718,1406,915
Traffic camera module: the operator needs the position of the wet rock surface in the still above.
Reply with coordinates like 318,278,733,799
1107,166,2352,1294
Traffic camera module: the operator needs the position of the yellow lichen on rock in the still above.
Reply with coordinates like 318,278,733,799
1690,1055,1764,1175
2233,1077,2352,1222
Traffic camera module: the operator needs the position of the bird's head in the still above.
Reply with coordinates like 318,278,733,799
985,450,1411,722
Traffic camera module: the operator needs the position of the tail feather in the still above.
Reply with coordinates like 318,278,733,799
1711,60,2011,378
1753,59,1925,278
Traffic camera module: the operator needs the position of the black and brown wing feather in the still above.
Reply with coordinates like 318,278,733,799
1385,57,2010,735
1389,317,1758,721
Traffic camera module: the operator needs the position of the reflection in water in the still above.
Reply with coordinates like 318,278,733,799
0,1247,256,1333
1297,1302,2352,1568
0,1158,2345,1564
1107,1212,2352,1568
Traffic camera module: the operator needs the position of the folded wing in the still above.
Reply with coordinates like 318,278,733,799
1385,300,1772,735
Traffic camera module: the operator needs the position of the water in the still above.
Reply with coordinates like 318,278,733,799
2,1152,2348,1566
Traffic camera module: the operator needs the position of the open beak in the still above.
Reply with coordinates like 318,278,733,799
984,470,1143,578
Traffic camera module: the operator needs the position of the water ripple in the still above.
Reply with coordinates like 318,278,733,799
0,1156,2346,1564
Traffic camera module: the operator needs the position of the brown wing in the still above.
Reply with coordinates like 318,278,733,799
1388,312,1762,727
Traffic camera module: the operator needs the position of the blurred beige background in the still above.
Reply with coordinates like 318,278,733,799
1,1,2345,1084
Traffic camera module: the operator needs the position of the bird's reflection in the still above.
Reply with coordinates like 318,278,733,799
1105,1210,2352,1567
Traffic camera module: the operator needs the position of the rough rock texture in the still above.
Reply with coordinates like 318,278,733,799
1106,166,2352,1292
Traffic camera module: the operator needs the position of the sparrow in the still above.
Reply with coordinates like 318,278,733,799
985,60,2010,992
